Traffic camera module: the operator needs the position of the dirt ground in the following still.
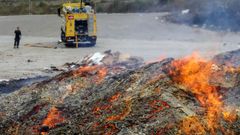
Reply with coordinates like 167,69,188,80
0,13,240,79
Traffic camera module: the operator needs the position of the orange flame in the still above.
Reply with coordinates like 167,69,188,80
146,99,170,120
180,116,206,135
93,92,123,117
92,104,112,117
149,100,170,115
97,67,108,83
91,123,118,135
73,66,97,77
73,66,107,83
170,53,223,134
41,107,65,134
60,66,108,102
222,111,238,123
106,99,132,121
108,92,121,103
103,123,118,135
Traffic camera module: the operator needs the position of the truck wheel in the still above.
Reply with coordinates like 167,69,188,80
90,37,97,47
90,40,96,46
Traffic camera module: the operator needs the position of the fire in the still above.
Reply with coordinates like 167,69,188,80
170,53,223,134
108,92,121,103
103,123,118,135
60,66,108,102
179,116,206,135
105,99,132,121
97,67,108,83
146,99,170,120
73,66,97,76
222,110,238,123
93,92,123,117
91,123,119,135
92,104,112,117
149,100,170,115
41,107,65,134
73,66,108,83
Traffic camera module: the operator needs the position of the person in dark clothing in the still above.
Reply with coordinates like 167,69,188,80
14,27,21,48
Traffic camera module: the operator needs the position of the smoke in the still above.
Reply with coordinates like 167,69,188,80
166,0,240,31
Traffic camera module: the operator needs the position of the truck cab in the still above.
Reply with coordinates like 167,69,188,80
58,0,97,47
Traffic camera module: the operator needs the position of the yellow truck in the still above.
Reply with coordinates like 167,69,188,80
58,0,97,47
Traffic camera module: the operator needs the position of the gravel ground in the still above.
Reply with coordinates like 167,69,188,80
0,13,240,79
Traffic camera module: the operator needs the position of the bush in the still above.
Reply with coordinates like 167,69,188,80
0,0,191,15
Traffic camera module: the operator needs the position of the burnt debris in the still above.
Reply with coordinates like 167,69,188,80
0,50,239,135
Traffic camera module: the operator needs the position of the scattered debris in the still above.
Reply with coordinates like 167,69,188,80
24,43,57,49
181,9,190,15
27,59,34,63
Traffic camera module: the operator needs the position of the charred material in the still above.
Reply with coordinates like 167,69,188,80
0,51,239,135
0,76,49,95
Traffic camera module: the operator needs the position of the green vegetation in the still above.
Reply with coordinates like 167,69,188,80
0,0,175,15
0,0,61,15
4,0,238,15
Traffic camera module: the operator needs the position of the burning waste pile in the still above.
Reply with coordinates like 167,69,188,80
0,50,239,135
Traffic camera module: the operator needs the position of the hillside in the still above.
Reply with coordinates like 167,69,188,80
0,0,165,15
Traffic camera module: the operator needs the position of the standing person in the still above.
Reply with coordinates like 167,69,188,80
14,27,21,48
